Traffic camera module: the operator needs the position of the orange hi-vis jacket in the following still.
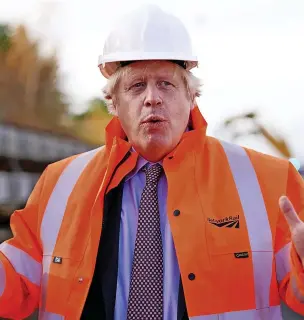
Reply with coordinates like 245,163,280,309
0,106,304,319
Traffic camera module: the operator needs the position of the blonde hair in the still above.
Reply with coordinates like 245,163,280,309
102,63,202,115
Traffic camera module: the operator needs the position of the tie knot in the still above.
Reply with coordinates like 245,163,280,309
143,164,163,185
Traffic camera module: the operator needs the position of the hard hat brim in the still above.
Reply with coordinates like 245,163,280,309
98,53,198,79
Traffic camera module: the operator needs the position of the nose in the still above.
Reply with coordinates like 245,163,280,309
144,85,162,107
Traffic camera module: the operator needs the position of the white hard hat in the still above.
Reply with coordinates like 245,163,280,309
98,5,198,79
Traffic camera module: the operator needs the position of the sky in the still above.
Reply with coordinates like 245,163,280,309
1,0,304,161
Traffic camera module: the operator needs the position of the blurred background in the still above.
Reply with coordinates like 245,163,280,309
0,0,303,318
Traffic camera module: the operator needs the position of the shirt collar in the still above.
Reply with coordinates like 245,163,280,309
124,147,163,182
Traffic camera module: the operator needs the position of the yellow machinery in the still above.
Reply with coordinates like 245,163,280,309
223,112,292,158
222,112,303,176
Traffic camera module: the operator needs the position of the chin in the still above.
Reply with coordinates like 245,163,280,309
131,132,175,159
142,141,173,161
145,135,169,150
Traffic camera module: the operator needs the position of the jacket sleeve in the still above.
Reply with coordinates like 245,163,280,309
276,162,304,315
0,168,47,319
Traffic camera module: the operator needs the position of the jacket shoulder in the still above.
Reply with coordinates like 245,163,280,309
41,146,106,193
206,136,289,172
243,144,289,173
46,146,106,174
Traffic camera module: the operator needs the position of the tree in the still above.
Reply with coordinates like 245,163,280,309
0,24,68,131
70,98,113,145
0,23,112,146
0,24,11,52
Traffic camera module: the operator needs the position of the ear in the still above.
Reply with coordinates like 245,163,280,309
111,104,118,116
106,93,118,116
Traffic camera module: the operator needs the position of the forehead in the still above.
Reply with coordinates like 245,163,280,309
121,61,182,82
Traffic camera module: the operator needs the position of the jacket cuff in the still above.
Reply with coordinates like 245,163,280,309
0,252,15,304
290,244,304,301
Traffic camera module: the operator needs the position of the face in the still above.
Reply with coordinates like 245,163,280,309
113,61,193,162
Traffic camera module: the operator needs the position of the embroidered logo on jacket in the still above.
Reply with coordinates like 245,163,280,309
207,215,240,228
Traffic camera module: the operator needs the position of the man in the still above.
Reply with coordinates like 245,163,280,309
0,5,304,320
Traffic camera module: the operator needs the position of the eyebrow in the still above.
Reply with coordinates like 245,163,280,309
125,71,177,83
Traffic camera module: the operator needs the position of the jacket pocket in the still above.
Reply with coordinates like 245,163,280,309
205,212,251,255
205,219,274,312
41,254,81,316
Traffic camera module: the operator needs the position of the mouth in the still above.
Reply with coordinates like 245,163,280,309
141,116,167,124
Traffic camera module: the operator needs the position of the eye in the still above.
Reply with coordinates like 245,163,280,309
159,81,173,87
131,82,146,89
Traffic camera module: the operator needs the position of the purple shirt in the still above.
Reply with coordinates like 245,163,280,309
114,154,180,320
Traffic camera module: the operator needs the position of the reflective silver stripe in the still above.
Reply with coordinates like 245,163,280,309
190,305,282,319
275,242,291,283
41,148,102,255
40,147,102,316
39,310,64,319
220,141,273,310
0,243,41,286
0,259,5,296
41,256,52,313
